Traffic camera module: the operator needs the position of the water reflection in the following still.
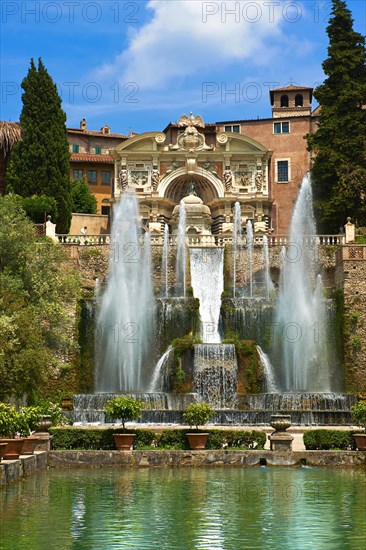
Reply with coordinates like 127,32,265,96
0,468,365,549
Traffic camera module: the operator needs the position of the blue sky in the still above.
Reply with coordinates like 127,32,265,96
1,1,365,135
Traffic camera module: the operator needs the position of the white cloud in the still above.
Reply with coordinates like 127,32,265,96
93,1,289,90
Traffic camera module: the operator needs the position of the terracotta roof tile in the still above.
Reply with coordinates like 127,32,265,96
70,153,114,163
67,128,128,138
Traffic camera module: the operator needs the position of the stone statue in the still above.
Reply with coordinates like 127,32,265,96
223,169,233,191
255,172,263,191
151,168,160,191
119,167,128,190
254,215,267,233
188,181,197,195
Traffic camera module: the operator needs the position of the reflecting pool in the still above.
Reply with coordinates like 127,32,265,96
1,467,365,549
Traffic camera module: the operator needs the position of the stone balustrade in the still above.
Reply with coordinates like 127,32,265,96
57,234,111,245
56,233,346,247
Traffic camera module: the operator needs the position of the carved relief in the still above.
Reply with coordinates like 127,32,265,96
169,126,214,153
162,160,183,177
130,170,149,187
199,161,221,179
178,112,205,128
255,172,263,191
235,172,252,187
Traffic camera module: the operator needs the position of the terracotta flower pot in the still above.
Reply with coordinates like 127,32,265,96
186,433,209,450
0,439,25,460
353,434,366,451
113,433,136,451
0,443,7,461
21,437,39,455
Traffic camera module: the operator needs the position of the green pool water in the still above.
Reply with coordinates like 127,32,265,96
1,467,365,549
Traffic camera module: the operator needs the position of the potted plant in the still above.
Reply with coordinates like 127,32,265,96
0,403,25,459
351,401,366,450
183,403,215,450
19,406,43,455
104,396,143,451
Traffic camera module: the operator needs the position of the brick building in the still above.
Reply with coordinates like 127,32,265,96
67,119,128,216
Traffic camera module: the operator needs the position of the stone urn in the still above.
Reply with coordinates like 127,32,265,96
270,414,292,433
36,415,53,432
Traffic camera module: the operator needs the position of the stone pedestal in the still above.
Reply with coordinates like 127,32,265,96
345,217,355,243
34,433,54,452
269,432,294,452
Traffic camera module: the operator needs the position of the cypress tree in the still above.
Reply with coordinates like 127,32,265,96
306,0,366,232
7,59,72,233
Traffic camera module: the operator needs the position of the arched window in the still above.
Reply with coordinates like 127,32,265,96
280,95,289,108
295,94,303,107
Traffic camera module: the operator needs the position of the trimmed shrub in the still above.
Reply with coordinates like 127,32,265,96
303,429,355,450
50,427,266,451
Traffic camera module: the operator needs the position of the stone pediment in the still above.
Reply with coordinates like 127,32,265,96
217,133,268,153
113,132,166,154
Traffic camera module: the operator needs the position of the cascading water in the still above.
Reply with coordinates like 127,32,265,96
233,202,242,298
162,224,169,298
246,220,254,298
194,344,237,408
95,192,156,392
270,175,342,392
175,200,187,298
262,235,274,300
149,346,173,392
257,346,278,393
190,248,224,343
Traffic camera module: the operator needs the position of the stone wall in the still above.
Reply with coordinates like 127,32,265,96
72,243,338,294
0,452,47,486
47,449,366,468
335,246,366,394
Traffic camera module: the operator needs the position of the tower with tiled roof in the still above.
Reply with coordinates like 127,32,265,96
270,85,313,118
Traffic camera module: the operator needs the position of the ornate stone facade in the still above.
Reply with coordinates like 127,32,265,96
112,114,272,235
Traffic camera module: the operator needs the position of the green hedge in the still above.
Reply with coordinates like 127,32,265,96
303,429,355,450
50,428,266,451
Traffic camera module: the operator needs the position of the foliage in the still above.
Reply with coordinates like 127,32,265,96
183,403,215,431
104,396,143,430
19,194,58,224
171,335,198,357
0,195,80,401
71,178,97,214
50,427,266,450
351,335,362,353
223,334,262,393
303,429,355,450
18,406,44,435
351,402,366,432
6,58,72,233
0,403,44,437
306,1,366,232
0,403,19,437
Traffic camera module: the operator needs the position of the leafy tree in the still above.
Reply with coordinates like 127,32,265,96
0,195,80,401
6,58,72,233
306,0,366,232
20,194,58,224
71,178,97,214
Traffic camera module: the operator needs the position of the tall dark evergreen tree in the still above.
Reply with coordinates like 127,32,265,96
7,59,72,233
306,0,366,232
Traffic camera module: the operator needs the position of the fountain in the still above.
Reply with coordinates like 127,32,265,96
94,192,156,393
175,200,187,298
233,202,241,298
73,178,354,426
162,224,169,298
270,175,342,392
